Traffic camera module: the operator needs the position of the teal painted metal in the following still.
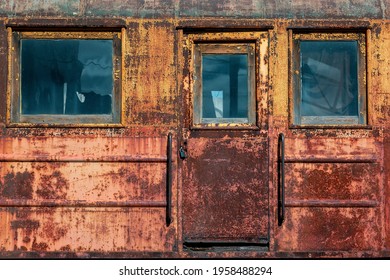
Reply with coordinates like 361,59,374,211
0,0,80,16
0,0,388,19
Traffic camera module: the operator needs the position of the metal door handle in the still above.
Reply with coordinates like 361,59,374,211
278,133,285,226
166,132,172,226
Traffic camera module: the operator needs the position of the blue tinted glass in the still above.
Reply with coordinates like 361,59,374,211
21,39,113,115
202,54,248,119
300,41,358,116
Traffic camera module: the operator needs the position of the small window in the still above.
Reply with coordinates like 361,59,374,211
291,32,367,126
8,30,122,126
193,43,256,126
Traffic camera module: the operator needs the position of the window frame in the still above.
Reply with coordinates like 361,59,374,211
289,31,367,127
193,43,256,126
186,32,268,130
7,28,123,127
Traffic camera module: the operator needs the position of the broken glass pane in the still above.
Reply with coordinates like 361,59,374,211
300,41,358,117
202,54,249,120
20,39,113,115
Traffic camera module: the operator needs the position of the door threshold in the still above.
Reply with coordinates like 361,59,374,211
183,240,269,252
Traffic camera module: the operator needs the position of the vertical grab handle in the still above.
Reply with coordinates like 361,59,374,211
166,132,173,226
278,133,285,226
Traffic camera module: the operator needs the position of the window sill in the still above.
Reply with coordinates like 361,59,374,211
7,121,125,129
289,124,372,130
191,123,260,130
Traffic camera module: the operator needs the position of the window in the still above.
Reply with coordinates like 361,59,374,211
291,32,367,126
8,30,122,126
193,43,256,126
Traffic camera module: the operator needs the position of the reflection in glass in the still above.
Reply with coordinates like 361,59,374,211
21,39,113,115
300,41,358,117
202,54,248,119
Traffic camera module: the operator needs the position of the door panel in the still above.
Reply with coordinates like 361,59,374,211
181,32,270,246
182,133,268,243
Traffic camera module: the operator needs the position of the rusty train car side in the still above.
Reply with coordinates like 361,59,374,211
0,1,389,258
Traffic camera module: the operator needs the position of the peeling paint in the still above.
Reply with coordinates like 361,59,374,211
183,135,269,242
0,2,389,259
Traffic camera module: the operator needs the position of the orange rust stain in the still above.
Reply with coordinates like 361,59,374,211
0,16,388,258
286,138,378,161
373,25,390,93
10,220,40,230
127,20,177,126
37,171,69,199
59,245,71,251
276,208,381,251
0,136,167,161
385,132,390,250
1,208,175,252
183,135,268,241
1,171,34,199
286,163,379,200
271,26,289,118
31,239,49,252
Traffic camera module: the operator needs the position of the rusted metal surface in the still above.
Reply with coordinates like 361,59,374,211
275,160,381,251
0,20,178,254
385,131,390,249
182,133,269,243
180,30,270,247
0,207,175,252
0,1,388,19
267,19,388,258
275,208,381,251
178,0,387,19
0,1,389,259
0,162,166,202
285,163,379,201
126,20,177,127
0,135,176,253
